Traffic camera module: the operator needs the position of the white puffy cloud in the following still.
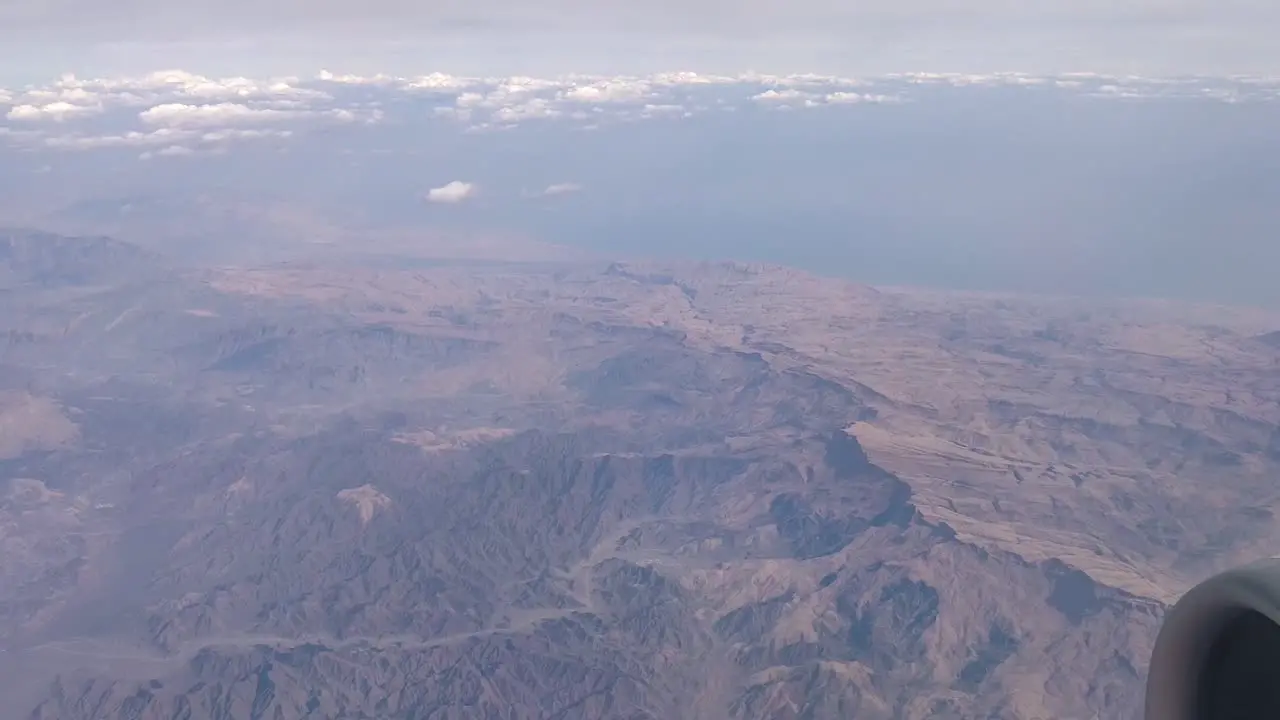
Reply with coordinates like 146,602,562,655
317,69,400,86
43,128,194,149
541,182,582,195
139,102,301,127
136,101,373,129
492,98,560,122
560,80,652,103
454,92,487,108
402,72,481,91
650,71,739,85
425,181,477,204
66,70,331,103
640,103,687,117
751,89,814,103
200,128,293,142
325,107,385,124
39,126,292,151
4,69,1278,154
6,101,103,121
139,145,196,160
20,87,103,106
824,91,901,104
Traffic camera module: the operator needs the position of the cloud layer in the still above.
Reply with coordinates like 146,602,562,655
1,68,1276,159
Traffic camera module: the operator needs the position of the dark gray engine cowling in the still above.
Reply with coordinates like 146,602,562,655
1146,558,1280,719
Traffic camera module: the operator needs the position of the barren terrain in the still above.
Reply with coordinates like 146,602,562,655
2,229,1278,718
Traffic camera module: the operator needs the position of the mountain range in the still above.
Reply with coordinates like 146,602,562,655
3,229,1279,718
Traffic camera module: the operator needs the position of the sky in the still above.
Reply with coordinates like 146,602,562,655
3,70,1279,307
2,0,1280,82
1,3,1279,308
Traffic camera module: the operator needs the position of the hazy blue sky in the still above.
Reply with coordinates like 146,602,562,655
3,73,1278,307
2,0,1280,81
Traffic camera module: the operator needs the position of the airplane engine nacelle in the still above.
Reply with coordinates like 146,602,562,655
1146,558,1280,719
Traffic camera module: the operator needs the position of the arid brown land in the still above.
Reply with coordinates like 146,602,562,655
3,229,1277,719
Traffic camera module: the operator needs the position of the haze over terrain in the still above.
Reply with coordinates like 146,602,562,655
3,1,1280,716
3,70,1280,307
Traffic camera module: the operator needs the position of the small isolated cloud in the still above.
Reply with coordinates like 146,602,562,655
425,180,477,204
540,182,582,196
150,145,195,158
